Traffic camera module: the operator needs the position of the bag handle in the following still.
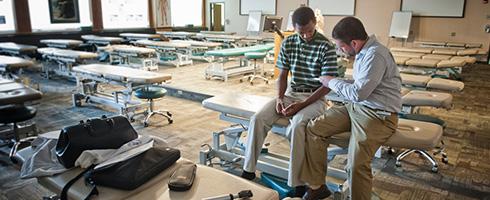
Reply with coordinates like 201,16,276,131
60,165,97,200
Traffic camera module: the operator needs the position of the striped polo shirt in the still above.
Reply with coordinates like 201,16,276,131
276,31,338,90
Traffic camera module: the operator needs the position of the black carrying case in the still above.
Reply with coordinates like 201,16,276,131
88,142,181,190
168,162,197,191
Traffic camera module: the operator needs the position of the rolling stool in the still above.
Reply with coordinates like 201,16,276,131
398,113,449,168
0,104,37,163
134,85,173,127
240,52,269,85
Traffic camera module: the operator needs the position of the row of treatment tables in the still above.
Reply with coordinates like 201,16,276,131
0,33,487,199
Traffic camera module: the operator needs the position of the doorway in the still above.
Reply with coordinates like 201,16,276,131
210,2,224,31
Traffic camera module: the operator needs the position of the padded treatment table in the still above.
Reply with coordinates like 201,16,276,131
346,69,464,92
414,41,446,47
436,60,465,68
451,56,477,64
465,43,482,48
431,48,458,55
37,47,98,78
170,40,222,62
81,35,124,45
0,42,38,56
40,39,83,49
405,58,441,68
456,49,479,56
158,31,197,40
402,90,453,110
119,33,162,41
392,52,426,59
0,78,42,105
390,47,433,54
133,40,193,67
14,132,278,200
103,45,157,71
202,93,444,199
204,44,274,81
171,40,222,48
324,85,454,111
194,33,246,48
108,45,156,56
422,54,452,60
446,42,466,48
72,64,171,119
0,55,34,72
200,31,236,35
394,56,411,65
400,73,464,92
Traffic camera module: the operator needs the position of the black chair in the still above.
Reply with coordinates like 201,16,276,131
0,104,37,162
134,85,173,127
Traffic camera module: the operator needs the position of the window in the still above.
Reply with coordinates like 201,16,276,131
28,0,92,32
170,0,202,26
101,0,149,29
0,0,16,32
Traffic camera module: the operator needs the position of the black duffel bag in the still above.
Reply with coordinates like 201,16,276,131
56,115,138,168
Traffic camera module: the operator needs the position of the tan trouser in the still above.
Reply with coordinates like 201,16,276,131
243,90,326,187
300,103,398,200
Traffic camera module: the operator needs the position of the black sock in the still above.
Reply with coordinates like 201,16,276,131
294,185,307,197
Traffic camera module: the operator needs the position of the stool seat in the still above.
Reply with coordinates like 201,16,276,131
134,86,167,99
244,52,267,59
0,105,37,123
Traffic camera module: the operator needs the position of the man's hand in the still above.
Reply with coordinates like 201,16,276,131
319,75,336,87
281,101,305,117
275,98,285,115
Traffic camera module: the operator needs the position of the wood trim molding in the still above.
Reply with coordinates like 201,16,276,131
91,0,103,31
13,0,32,33
149,0,155,29
202,0,206,27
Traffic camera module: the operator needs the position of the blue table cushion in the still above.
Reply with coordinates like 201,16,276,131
245,52,267,59
134,86,167,99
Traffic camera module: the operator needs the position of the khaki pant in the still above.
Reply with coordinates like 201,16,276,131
300,103,398,200
243,90,326,187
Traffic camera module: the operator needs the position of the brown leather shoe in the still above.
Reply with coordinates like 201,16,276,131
302,185,331,200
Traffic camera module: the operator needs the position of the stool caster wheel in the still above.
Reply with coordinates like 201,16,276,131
143,122,149,127
167,112,172,117
239,79,243,83
395,161,401,167
431,166,438,173
265,81,269,84
442,157,448,164
130,118,135,122
168,119,173,124
250,82,253,86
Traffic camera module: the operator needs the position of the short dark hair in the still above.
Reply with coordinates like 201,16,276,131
292,6,316,26
332,17,368,44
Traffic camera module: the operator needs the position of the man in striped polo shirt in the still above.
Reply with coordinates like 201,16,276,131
241,6,338,196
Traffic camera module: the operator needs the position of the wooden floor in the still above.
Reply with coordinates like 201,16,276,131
1,60,490,200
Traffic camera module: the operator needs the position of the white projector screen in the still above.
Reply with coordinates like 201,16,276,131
240,0,276,15
401,0,465,17
307,0,355,16
389,11,412,39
